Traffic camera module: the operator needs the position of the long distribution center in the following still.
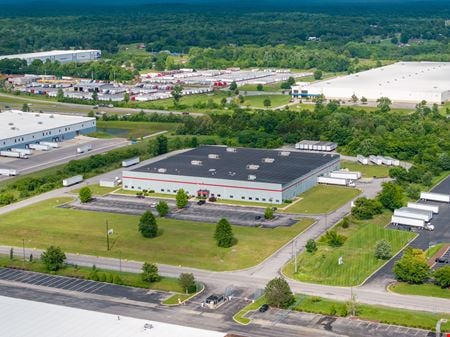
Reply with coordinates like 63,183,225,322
122,145,340,204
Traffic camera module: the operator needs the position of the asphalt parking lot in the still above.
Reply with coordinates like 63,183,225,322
0,268,165,303
0,136,127,182
433,246,450,270
68,194,300,227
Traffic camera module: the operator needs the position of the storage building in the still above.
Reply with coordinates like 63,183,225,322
122,146,340,204
0,50,101,65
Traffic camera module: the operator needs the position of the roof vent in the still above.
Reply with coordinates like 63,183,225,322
208,154,220,159
279,151,291,156
8,122,13,126
226,147,237,153
208,168,216,172
191,160,203,166
157,168,167,173
262,157,275,163
38,121,43,124
248,175,256,181
49,115,54,118
246,164,260,170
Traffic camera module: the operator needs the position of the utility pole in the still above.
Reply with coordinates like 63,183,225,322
119,251,122,273
294,240,298,273
106,221,110,251
22,239,25,263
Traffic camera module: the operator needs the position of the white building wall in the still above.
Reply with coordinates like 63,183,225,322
122,172,284,204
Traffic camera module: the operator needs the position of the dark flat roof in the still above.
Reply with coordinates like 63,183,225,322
132,146,339,185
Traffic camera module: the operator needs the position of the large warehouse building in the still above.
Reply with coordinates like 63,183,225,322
122,146,340,204
0,110,96,151
0,50,101,65
292,62,450,104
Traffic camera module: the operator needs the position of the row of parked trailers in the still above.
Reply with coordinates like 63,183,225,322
295,140,337,152
390,192,450,231
317,170,361,187
357,155,400,166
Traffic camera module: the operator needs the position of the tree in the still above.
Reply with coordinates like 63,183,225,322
256,84,264,91
229,81,238,91
171,84,183,107
156,200,169,217
378,182,404,211
175,189,189,209
374,240,392,260
305,239,317,253
263,98,272,107
360,96,368,104
214,218,235,248
351,94,358,104
141,262,160,282
41,246,66,271
376,97,392,113
57,87,64,101
264,207,274,220
79,186,92,203
124,92,130,103
389,167,408,183
433,266,450,288
351,197,383,220
92,91,98,102
324,230,347,247
154,135,168,156
264,277,294,308
179,273,196,293
313,70,323,80
138,211,158,238
393,248,429,284
22,103,30,112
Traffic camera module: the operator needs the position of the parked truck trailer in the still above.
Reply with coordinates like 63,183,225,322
329,171,361,180
357,155,368,165
62,175,83,187
420,192,450,203
29,144,50,151
0,168,17,176
40,141,60,148
0,151,28,159
394,207,433,222
122,157,140,167
317,176,354,187
407,202,439,214
77,144,92,154
11,148,32,155
391,215,434,231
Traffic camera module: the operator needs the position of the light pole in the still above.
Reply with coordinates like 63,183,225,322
22,239,25,263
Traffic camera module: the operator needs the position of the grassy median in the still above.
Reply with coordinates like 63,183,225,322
0,198,313,271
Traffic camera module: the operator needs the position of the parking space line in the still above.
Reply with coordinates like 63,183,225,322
28,274,51,285
54,278,78,289
41,276,66,287
33,276,54,285
2,270,23,280
83,282,107,294
61,279,87,290
13,272,37,283
0,268,13,277
65,280,91,291
74,281,99,292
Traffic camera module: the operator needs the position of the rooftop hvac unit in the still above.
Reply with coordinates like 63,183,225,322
226,147,237,153
248,175,257,181
262,157,275,163
208,154,220,159
49,115,54,118
246,164,260,170
157,168,167,173
191,160,203,166
8,122,13,126
279,151,291,157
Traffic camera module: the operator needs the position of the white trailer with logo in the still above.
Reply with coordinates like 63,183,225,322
420,192,450,203
62,175,83,187
407,202,439,214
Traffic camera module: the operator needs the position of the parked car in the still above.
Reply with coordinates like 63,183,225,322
136,194,145,199
255,215,262,220
259,304,269,313
435,257,449,263
197,199,206,205
150,202,157,208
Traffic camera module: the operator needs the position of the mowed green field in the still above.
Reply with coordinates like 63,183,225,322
0,198,313,271
72,184,119,196
284,212,415,286
93,120,180,139
283,185,361,214
243,94,291,108
341,161,390,178
390,283,450,300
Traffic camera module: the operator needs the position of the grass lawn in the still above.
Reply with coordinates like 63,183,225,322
293,294,450,332
239,83,284,92
0,198,314,271
214,199,289,209
93,120,180,139
389,283,450,300
242,95,291,108
233,296,267,325
282,185,361,214
426,243,445,259
162,293,193,305
72,184,119,196
284,212,415,286
0,256,183,293
113,189,177,199
341,161,390,178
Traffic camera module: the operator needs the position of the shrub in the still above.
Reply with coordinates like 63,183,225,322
264,207,274,220
179,273,196,294
393,248,430,284
339,304,348,317
106,273,113,283
79,186,92,203
330,305,337,316
305,239,317,253
341,216,350,228
374,240,392,260
138,211,158,238
214,218,235,248
113,274,123,285
324,230,347,247
142,262,161,282
89,271,99,281
40,246,66,271
176,189,189,209
156,201,169,217
433,266,450,288
98,273,106,282
264,277,294,308
351,197,383,220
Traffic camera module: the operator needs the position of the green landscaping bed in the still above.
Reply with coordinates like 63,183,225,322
282,185,361,214
284,212,415,286
341,161,390,178
389,283,450,300
233,296,267,325
0,198,314,271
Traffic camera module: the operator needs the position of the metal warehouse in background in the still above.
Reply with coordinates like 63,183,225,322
0,50,101,65
0,110,96,151
122,145,340,204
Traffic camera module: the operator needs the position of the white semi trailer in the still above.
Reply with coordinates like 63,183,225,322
122,157,140,167
40,141,59,148
394,207,433,222
0,169,17,176
11,148,32,155
369,155,383,165
357,155,368,165
391,215,434,230
317,176,355,187
407,202,439,214
329,171,361,180
0,151,28,159
62,175,83,187
29,144,50,151
420,192,450,203
77,144,92,154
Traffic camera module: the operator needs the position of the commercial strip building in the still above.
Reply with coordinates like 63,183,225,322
292,62,450,104
0,50,101,65
0,110,96,151
122,146,340,204
0,296,225,337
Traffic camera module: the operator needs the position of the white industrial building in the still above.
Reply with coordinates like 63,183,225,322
292,62,450,104
0,50,101,65
0,110,96,151
122,146,340,204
